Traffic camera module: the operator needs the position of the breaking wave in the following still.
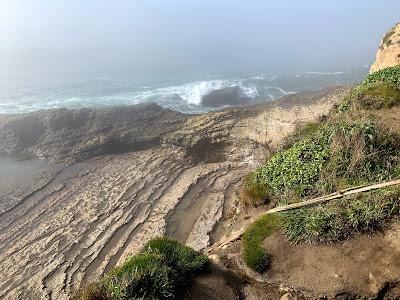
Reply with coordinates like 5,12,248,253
139,79,258,105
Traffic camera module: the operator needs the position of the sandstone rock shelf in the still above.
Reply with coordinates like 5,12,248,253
0,86,350,299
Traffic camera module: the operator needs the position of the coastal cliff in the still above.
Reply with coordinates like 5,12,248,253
370,23,400,73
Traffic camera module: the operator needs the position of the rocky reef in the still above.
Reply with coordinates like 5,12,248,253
201,86,252,107
0,86,350,299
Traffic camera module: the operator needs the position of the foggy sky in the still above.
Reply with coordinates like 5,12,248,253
0,0,399,74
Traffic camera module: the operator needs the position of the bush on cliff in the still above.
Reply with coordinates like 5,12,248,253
143,237,209,280
282,186,400,243
250,116,400,244
362,65,400,89
240,172,271,207
73,237,209,300
106,253,175,299
339,65,400,111
255,117,400,201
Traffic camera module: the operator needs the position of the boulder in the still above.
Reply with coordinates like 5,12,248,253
201,86,252,107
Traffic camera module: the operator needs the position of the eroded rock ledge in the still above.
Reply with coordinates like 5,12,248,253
0,86,350,299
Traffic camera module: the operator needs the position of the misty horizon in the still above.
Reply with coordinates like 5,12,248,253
1,0,399,75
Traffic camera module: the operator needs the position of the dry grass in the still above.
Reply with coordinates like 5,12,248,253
239,172,270,207
71,282,111,300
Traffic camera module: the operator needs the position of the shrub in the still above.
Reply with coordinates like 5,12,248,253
338,66,400,112
71,282,111,300
281,187,400,243
242,214,282,272
252,117,400,202
240,172,270,207
105,253,174,300
362,65,400,90
142,237,209,279
382,26,397,46
358,82,400,109
255,136,330,198
247,99,400,244
75,238,208,300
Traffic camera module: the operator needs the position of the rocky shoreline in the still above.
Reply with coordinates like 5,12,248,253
0,86,350,299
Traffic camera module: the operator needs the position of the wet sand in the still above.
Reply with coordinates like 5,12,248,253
0,155,62,215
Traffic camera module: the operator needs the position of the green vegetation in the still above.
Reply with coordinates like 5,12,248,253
382,26,396,46
106,253,175,299
143,237,209,280
358,82,400,109
242,66,400,269
362,65,400,90
240,172,270,207
242,214,282,272
357,65,400,109
73,237,209,300
255,117,400,201
282,186,400,243
255,134,330,198
338,65,400,112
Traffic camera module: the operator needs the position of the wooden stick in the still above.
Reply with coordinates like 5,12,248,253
266,178,400,214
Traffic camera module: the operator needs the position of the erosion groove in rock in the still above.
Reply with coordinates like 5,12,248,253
0,87,350,299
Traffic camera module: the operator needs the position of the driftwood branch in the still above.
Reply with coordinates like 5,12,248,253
266,178,400,214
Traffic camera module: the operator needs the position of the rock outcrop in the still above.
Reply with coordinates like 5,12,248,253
0,103,186,164
201,86,252,107
370,23,400,73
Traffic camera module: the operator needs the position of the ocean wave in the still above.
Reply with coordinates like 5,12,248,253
250,75,265,80
265,86,296,95
304,71,346,75
134,79,258,106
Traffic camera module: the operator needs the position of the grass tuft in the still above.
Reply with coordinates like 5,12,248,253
240,172,271,207
71,282,111,300
281,187,400,243
74,237,209,300
242,214,282,272
358,82,400,109
142,237,209,279
106,253,174,300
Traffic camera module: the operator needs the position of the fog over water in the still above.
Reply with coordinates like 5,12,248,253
0,0,399,113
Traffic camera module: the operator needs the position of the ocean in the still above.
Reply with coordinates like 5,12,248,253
0,65,369,115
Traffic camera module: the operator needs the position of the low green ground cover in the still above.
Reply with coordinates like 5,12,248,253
73,237,209,300
242,214,282,272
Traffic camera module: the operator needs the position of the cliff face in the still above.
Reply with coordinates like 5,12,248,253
370,23,400,73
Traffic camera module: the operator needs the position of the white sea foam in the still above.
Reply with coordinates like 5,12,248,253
133,79,258,106
305,71,346,75
266,86,296,95
250,75,265,80
0,67,366,114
